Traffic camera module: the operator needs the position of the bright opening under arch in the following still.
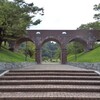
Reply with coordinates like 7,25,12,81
41,39,61,64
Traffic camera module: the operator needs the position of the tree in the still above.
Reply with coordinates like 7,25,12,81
77,3,100,30
67,42,84,54
42,41,61,62
93,3,100,21
0,0,44,47
17,41,36,60
76,3,100,53
25,41,36,58
77,21,100,30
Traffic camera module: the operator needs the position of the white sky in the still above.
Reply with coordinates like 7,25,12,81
14,0,100,29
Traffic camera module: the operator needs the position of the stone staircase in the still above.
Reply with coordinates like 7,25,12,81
0,69,100,100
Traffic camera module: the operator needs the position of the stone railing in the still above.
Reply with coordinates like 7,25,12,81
67,62,100,72
0,62,36,70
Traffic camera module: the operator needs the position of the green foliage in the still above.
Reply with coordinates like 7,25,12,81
67,42,84,54
93,3,100,20
0,0,44,46
78,3,100,30
17,41,36,58
42,41,61,62
93,42,100,48
77,21,100,30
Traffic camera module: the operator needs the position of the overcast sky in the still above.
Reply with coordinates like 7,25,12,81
20,0,100,29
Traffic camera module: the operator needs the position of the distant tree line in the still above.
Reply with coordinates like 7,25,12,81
42,41,61,62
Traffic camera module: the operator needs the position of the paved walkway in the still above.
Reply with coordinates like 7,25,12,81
21,64,88,71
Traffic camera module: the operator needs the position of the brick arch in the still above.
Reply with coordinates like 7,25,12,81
12,30,100,64
15,37,35,49
41,37,62,47
67,37,88,51
69,37,87,42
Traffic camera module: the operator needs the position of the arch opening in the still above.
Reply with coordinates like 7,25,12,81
15,38,36,62
94,40,100,48
67,38,87,62
41,39,62,64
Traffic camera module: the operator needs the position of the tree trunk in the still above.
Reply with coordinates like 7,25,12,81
0,38,3,49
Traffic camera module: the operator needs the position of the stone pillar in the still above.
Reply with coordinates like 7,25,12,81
35,48,41,64
88,42,94,50
61,48,67,64
85,41,94,51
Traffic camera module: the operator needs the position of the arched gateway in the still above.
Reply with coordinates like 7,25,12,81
15,30,100,64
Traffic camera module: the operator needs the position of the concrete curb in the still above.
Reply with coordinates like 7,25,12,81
0,70,9,76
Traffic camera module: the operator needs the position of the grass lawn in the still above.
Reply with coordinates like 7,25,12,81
0,48,34,62
0,46,100,63
68,47,100,62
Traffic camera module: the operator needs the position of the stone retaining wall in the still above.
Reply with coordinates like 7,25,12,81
0,62,35,70
0,62,100,72
67,62,100,72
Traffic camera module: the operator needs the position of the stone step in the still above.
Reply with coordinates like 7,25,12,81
0,80,100,85
0,75,100,80
0,85,100,92
4,72,98,76
0,92,100,100
0,69,100,100
9,70,94,73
